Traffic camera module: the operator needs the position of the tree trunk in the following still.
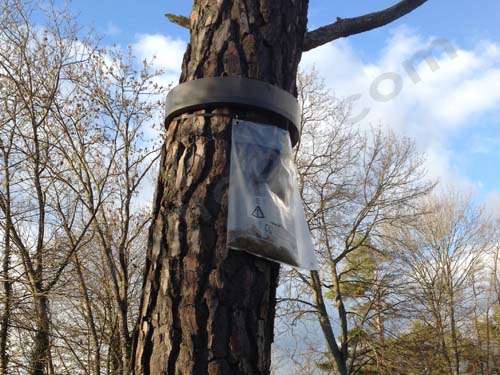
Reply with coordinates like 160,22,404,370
0,229,11,375
485,305,491,375
94,219,132,374
117,303,131,375
109,321,122,375
310,270,348,375
446,264,460,375
30,293,51,375
0,149,12,375
434,309,453,375
74,255,101,375
132,1,308,374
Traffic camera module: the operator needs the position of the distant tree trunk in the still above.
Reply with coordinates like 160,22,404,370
30,293,51,375
374,289,386,345
117,304,130,375
132,1,308,374
434,305,454,375
0,228,11,375
109,321,122,375
311,270,349,375
89,220,132,375
104,245,131,375
74,255,101,375
446,263,460,375
0,145,12,375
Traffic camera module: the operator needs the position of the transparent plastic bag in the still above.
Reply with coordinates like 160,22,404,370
227,119,318,270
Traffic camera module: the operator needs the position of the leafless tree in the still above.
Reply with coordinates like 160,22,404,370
389,191,498,375
278,70,435,375
0,1,105,373
49,46,165,374
0,1,165,373
0,70,18,375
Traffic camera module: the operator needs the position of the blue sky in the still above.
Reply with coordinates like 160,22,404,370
68,0,500,211
70,1,500,50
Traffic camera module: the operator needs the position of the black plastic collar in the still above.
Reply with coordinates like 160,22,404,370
165,77,301,146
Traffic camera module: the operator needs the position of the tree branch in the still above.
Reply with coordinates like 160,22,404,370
165,13,190,29
303,0,428,51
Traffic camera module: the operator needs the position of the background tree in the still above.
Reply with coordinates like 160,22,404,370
276,73,499,375
0,2,164,373
278,71,434,375
0,2,101,372
0,76,16,375
388,192,498,375
51,46,165,375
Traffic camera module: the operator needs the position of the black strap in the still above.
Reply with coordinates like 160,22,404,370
164,77,301,146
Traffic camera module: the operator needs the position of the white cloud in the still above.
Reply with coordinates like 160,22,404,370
301,27,500,194
434,68,500,124
133,33,186,85
425,145,481,193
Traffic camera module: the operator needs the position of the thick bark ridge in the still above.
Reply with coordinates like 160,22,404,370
132,1,308,374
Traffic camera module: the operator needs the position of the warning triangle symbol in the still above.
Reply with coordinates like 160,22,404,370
251,206,265,219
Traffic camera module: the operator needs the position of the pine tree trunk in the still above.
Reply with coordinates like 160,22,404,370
132,1,308,374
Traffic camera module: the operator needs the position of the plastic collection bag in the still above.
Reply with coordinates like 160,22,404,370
227,119,318,270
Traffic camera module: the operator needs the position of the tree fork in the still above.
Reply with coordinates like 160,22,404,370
132,1,308,374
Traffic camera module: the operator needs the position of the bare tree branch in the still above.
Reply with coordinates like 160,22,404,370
303,0,428,51
165,13,190,29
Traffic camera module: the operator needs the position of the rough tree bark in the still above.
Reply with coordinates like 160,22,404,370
132,1,308,374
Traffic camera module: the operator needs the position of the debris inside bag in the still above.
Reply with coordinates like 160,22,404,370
227,120,318,270
227,228,300,267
